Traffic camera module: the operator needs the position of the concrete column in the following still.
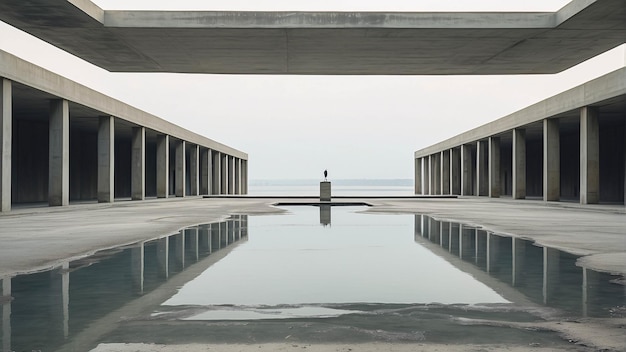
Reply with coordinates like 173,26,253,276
544,118,560,201
131,243,144,294
414,158,422,195
512,128,526,199
49,99,70,206
0,79,11,212
580,106,599,204
451,148,461,195
131,126,145,200
156,134,169,198
212,151,221,194
489,136,501,198
424,156,430,195
229,156,235,194
441,150,450,195
242,159,248,194
175,140,185,197
476,140,488,196
221,154,228,194
189,144,199,196
97,116,115,203
433,153,441,195
461,144,472,196
200,148,210,195
235,158,241,194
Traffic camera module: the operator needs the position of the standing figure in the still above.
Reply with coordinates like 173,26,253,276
324,169,328,181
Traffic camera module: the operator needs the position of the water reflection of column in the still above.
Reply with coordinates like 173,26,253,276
199,225,211,254
429,218,439,243
543,247,560,304
582,267,599,317
50,263,70,339
440,222,449,248
157,237,169,279
131,243,145,294
512,238,526,286
228,220,235,244
1,276,11,352
487,233,500,273
459,225,473,260
421,216,429,238
414,215,422,241
174,232,185,269
237,215,243,240
211,223,220,251
220,222,228,248
241,215,248,237
187,228,199,262
449,223,459,255
320,205,331,226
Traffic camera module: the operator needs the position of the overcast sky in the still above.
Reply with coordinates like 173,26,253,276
1,1,624,180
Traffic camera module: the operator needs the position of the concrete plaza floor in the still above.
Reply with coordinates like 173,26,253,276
1,197,624,277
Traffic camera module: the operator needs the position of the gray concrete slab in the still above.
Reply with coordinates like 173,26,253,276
0,0,623,74
0,197,624,278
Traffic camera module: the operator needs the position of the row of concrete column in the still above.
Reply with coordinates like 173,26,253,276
415,107,625,204
414,214,611,317
0,78,248,212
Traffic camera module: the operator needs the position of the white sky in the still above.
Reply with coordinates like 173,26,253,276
1,1,624,180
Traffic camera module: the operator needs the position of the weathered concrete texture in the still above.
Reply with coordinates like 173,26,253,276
0,79,10,211
48,99,69,206
0,0,624,74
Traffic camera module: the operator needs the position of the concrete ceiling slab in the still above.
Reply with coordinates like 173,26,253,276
0,0,624,74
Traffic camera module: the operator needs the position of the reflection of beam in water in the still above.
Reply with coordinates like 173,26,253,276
2,276,11,352
320,205,331,226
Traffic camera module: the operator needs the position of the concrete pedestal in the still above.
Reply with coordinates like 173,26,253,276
320,181,331,201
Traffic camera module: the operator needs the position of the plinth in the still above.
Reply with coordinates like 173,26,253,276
320,181,331,201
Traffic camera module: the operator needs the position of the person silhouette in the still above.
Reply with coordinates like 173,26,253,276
324,169,328,181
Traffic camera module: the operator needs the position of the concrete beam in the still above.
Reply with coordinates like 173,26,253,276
415,68,626,158
97,116,114,203
0,50,247,160
156,134,169,198
580,106,599,204
175,139,185,197
49,99,69,206
2,0,625,75
512,128,527,199
0,79,11,212
544,118,560,201
131,126,145,200
489,136,501,198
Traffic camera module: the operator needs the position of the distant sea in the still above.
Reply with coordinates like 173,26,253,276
249,179,414,196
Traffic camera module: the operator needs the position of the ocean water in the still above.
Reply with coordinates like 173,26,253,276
249,179,414,196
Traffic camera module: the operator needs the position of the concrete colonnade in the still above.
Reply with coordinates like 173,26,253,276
414,69,626,205
0,52,248,212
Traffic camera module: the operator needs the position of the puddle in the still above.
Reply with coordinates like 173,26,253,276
0,207,624,351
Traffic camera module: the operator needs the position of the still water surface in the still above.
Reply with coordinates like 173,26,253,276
1,206,624,351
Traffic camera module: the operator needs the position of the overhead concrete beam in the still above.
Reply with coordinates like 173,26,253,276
0,0,623,74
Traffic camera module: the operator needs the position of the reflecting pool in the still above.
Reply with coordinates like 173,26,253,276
0,207,624,351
